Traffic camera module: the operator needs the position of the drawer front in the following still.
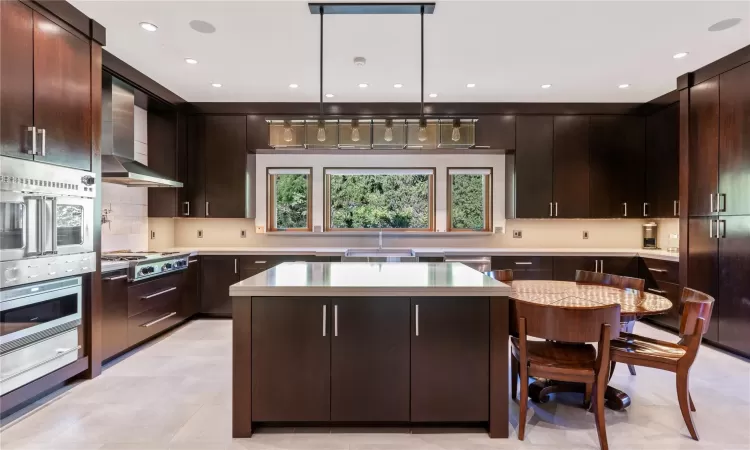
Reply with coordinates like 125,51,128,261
127,273,183,317
491,256,554,271
645,280,681,330
513,269,555,281
127,301,181,346
0,329,79,396
641,258,679,284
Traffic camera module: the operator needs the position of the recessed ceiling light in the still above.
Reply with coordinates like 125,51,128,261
185,58,198,64
673,52,689,59
325,93,335,98
708,18,741,32
618,84,630,89
541,84,552,89
139,22,158,32
211,83,222,88
393,83,403,88
288,83,299,88
189,20,216,34
466,83,476,88
428,93,438,98
358,83,369,88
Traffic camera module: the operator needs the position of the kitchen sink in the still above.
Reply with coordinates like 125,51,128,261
342,248,417,262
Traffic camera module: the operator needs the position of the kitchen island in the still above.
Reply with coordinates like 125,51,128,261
229,262,512,438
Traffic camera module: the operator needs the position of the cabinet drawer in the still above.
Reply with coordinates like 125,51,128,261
492,256,554,271
127,301,181,346
641,258,679,284
645,280,681,330
127,273,182,317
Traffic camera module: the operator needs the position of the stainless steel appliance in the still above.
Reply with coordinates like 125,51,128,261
102,252,190,282
643,222,658,249
443,256,492,272
0,277,82,395
0,156,96,288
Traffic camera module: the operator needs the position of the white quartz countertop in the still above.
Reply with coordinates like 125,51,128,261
160,247,679,262
229,262,512,297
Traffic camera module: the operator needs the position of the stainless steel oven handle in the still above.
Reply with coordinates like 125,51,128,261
27,126,37,154
38,128,46,156
1,345,81,382
141,287,177,300
48,197,58,254
141,312,176,328
39,196,46,257
103,274,128,281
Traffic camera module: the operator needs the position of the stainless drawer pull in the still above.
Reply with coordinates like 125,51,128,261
322,304,327,337
141,287,177,300
2,345,81,381
205,202,210,216
142,312,177,328
234,258,238,274
514,262,533,265
254,261,267,264
188,259,198,264
647,288,667,295
648,268,668,273
334,304,338,337
104,274,128,281
415,304,419,336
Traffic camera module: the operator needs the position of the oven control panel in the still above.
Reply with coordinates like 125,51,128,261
0,253,96,288
132,255,190,282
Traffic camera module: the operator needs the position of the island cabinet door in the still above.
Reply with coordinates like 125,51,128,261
330,297,410,422
251,297,331,422
410,297,490,422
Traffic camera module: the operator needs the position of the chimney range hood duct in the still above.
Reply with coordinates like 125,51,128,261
101,72,183,188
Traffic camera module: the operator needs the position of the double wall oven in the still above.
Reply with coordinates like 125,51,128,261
0,156,95,396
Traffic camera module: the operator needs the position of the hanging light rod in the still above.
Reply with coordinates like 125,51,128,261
308,3,435,15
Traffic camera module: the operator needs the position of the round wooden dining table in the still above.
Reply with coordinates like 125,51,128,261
508,280,674,411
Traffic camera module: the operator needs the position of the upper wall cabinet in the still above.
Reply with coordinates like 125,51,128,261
474,115,515,150
589,115,646,218
688,78,720,217
147,107,179,217
719,62,750,216
0,1,92,171
553,116,590,218
645,103,679,218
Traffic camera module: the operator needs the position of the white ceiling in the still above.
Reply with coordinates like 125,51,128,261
72,0,750,103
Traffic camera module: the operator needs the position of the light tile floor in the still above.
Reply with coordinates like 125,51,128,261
1,319,749,450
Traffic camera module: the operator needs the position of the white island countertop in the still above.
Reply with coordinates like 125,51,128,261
229,262,512,297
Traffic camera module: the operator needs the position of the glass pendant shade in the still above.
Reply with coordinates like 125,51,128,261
418,118,428,142
451,119,461,142
282,121,294,142
317,119,326,142
384,119,394,142
350,119,360,142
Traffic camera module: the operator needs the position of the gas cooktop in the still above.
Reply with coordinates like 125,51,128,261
102,252,191,282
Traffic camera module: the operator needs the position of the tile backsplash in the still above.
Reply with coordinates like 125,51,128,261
101,106,149,252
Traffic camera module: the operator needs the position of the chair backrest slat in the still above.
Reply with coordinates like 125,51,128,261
575,270,620,287
618,275,645,293
679,287,715,337
513,300,620,343
484,269,513,282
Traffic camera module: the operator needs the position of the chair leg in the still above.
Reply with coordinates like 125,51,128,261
689,391,696,412
518,362,529,441
627,364,637,375
593,381,609,450
584,383,593,409
608,361,616,381
676,370,699,441
511,355,519,401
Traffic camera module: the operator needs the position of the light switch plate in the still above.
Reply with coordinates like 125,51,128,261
197,230,203,238
513,230,522,239
583,231,589,239
240,230,247,238
255,226,265,234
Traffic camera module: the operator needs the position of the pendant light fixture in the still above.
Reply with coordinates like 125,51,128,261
417,5,428,142
451,118,461,142
317,7,326,142
350,119,360,142
384,118,394,142
282,120,294,142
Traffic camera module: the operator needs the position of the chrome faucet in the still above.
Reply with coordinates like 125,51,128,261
378,229,383,250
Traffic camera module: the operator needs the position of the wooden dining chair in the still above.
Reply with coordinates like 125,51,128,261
483,269,513,282
610,287,714,441
575,270,646,376
511,300,620,450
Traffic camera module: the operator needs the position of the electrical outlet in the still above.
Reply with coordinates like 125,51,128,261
197,230,203,238
240,230,247,238
255,225,265,234
150,230,155,240
513,230,522,239
583,231,589,239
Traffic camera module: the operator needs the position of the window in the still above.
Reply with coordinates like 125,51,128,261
325,168,435,231
267,168,312,231
447,168,492,232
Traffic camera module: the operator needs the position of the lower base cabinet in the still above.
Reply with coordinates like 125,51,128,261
201,256,239,316
101,270,129,360
250,296,489,423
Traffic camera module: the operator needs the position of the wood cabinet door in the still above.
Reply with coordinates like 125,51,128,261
475,115,515,150
514,116,554,218
687,218,720,342
718,216,750,355
646,103,680,218
252,297,330,421
589,116,645,218
101,271,129,360
688,78,720,217
200,256,238,316
183,115,206,217
203,115,247,218
148,108,179,217
0,0,34,160
553,256,597,281
331,297,410,421
553,116,590,218
411,297,489,422
32,12,91,171
180,259,200,318
719,63,750,216
599,256,638,278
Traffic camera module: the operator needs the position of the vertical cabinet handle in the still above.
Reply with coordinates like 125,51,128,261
234,258,238,274
205,202,210,216
37,128,46,156
549,202,553,217
27,126,37,154
710,193,715,213
600,260,604,273
555,202,558,217
334,304,338,337
643,202,648,217
719,219,726,238
674,200,678,217
595,260,599,272
322,304,327,337
709,219,714,238
719,193,726,212
415,304,419,336
623,202,628,217
183,201,190,216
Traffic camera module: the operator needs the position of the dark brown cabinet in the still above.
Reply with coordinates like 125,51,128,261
687,218,720,342
492,256,554,280
640,258,681,330
147,107,179,217
512,116,554,218
101,271,129,361
331,298,410,422
717,216,750,356
183,115,206,217
589,116,646,218
0,2,92,170
645,103,680,218
181,258,200,318
553,256,597,281
719,63,750,217
200,256,239,316
251,297,331,422
411,297,489,422
553,116,590,218
203,115,248,218
475,115,515,149
688,78,720,217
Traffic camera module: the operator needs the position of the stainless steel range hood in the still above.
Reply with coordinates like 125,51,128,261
101,72,183,188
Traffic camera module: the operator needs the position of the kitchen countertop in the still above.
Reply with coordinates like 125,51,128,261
101,260,130,273
229,262,512,297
